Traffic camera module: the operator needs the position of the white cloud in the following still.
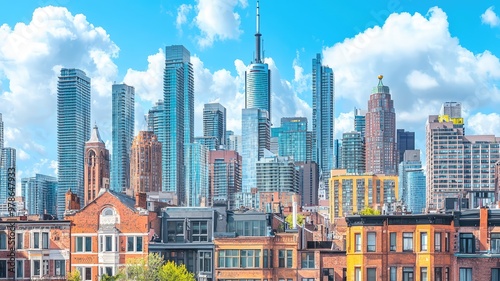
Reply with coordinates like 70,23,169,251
481,6,500,27
123,49,165,103
335,111,354,140
176,4,193,31
468,112,500,136
18,149,30,161
406,70,438,90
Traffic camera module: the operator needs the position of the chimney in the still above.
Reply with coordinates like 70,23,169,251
135,192,147,209
479,207,488,251
65,189,81,213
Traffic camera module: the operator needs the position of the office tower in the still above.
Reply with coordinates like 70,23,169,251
341,131,365,174
333,139,342,169
129,131,162,197
226,131,234,148
296,161,319,206
398,150,424,204
440,101,462,118
312,53,335,178
203,103,226,148
209,150,242,209
83,125,110,205
365,75,396,175
245,0,271,115
57,68,91,218
397,129,415,164
0,114,3,156
274,117,312,162
426,103,500,210
227,132,242,154
329,170,398,218
111,83,135,193
0,148,15,204
184,143,209,207
256,155,298,194
241,108,270,193
163,45,194,204
354,108,367,138
22,174,57,216
406,169,426,214
194,136,218,151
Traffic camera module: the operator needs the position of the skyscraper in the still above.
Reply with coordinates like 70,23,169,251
354,108,367,139
84,125,110,205
245,0,271,115
57,68,91,218
209,150,242,209
184,143,209,207
312,53,335,178
398,150,425,213
203,103,226,148
275,117,312,162
22,174,57,216
341,131,365,174
333,139,342,169
397,129,415,164
0,113,3,156
256,155,298,194
365,75,396,175
129,131,162,197
0,148,15,205
296,161,319,206
163,45,194,204
111,83,135,193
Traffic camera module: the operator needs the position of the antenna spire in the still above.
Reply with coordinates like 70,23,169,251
255,0,262,63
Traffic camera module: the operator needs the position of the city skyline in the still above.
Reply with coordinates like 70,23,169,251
0,2,500,186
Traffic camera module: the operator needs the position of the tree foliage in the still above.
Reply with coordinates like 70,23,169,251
359,206,381,215
285,213,306,227
159,261,195,281
67,270,81,281
117,253,195,281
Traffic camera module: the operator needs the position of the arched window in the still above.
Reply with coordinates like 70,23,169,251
102,208,114,216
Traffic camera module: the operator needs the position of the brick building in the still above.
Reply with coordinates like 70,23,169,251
84,125,110,205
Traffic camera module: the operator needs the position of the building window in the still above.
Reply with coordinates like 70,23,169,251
42,232,49,249
101,235,113,252
492,268,500,281
420,232,428,252
390,266,397,281
16,233,23,249
76,236,92,252
390,232,396,251
55,260,65,276
435,267,442,281
33,232,40,249
445,232,450,252
33,260,41,277
16,260,23,278
445,267,449,281
403,267,414,281
491,234,500,254
301,252,315,269
167,221,184,242
459,268,472,281
199,251,212,273
192,221,208,242
0,233,6,250
0,260,6,278
355,233,361,252
101,266,113,277
323,268,334,281
367,232,376,252
367,268,376,281
403,233,413,252
85,268,92,281
43,260,49,275
126,236,143,252
421,267,427,281
459,233,475,253
263,249,269,268
355,267,361,281
279,249,293,268
435,232,442,252
218,249,238,268
240,249,260,268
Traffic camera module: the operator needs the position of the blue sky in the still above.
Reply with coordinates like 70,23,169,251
1,0,500,185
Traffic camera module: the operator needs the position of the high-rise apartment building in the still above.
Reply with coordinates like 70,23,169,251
274,117,312,162
57,68,91,218
354,108,367,138
396,129,415,164
22,174,57,216
203,103,226,148
312,53,335,179
194,136,218,151
426,103,500,210
296,161,319,206
0,148,15,204
209,150,242,209
256,155,298,194
129,131,162,197
398,150,425,213
226,131,242,154
365,75,396,175
163,45,194,204
83,125,110,205
0,113,3,156
341,131,365,174
111,83,135,193
184,143,209,207
333,139,342,169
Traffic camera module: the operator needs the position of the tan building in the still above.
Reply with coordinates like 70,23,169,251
84,125,110,205
129,131,162,197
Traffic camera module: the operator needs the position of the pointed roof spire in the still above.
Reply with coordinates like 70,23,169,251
254,0,262,63
88,124,104,143
378,74,384,86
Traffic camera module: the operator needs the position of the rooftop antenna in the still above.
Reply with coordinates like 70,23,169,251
255,0,262,63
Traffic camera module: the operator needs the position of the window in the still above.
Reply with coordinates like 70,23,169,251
103,267,113,277
492,268,500,281
263,249,269,268
421,267,427,281
42,232,49,249
43,260,49,275
126,236,143,252
301,252,314,269
278,249,293,268
403,233,413,252
355,267,361,281
104,236,112,252
390,266,397,281
459,233,475,253
323,268,334,281
199,251,212,272
33,232,40,249
435,232,442,252
367,268,376,281
435,267,442,281
33,260,41,276
55,260,65,276
240,250,260,268
0,260,6,278
445,232,450,252
390,232,397,251
420,232,428,252
367,232,376,252
219,249,238,268
85,268,92,281
16,233,23,249
403,267,414,281
445,267,449,281
302,279,315,281
459,268,472,281
355,233,361,252
192,221,208,242
76,237,92,252
491,234,500,253
16,260,23,278
167,221,184,242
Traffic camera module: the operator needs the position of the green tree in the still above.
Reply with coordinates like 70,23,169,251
101,273,124,281
359,206,381,215
158,261,195,281
285,213,305,227
67,270,81,281
120,253,164,281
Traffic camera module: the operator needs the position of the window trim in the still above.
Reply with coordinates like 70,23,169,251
420,232,428,252
354,233,361,252
367,232,376,252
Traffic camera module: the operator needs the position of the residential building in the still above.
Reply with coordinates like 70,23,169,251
341,131,365,174
329,170,398,218
354,108,366,139
194,136,218,151
22,174,57,216
365,75,397,175
0,113,3,154
0,148,15,205
111,83,135,193
185,143,209,207
129,131,162,197
209,150,242,209
256,155,299,194
162,45,194,204
274,117,312,162
398,150,426,213
57,68,91,218
333,139,342,169
203,103,226,148
296,161,319,206
83,125,110,205
397,129,415,164
226,131,242,154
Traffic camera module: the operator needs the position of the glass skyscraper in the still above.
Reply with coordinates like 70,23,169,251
398,150,423,204
312,53,335,178
22,174,57,216
407,170,426,214
57,68,91,218
163,45,194,204
274,117,312,162
0,148,15,205
184,143,209,207
111,83,135,193
341,131,365,174
396,129,415,164
203,103,226,148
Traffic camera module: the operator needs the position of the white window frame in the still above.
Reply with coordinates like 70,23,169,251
54,260,66,277
0,260,7,279
75,236,93,253
15,259,23,278
16,232,23,250
32,259,41,278
77,267,93,281
126,236,143,252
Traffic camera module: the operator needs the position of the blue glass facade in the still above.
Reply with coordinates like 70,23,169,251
203,103,226,148
111,83,135,193
0,148,15,205
245,63,271,114
407,170,426,214
398,150,424,207
57,68,90,218
274,117,312,162
184,143,208,207
341,131,365,174
22,174,57,216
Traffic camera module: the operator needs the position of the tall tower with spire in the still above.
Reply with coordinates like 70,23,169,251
83,125,110,206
